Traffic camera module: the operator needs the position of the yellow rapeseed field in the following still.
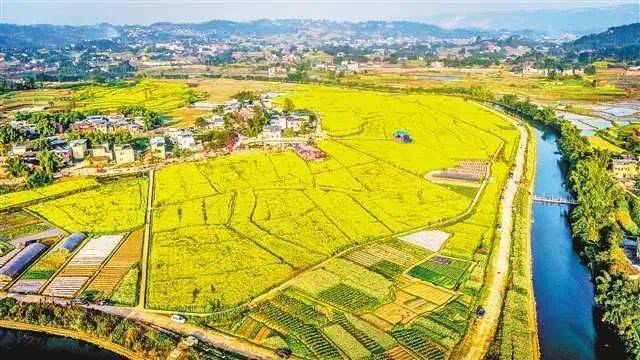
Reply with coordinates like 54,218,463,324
146,86,518,311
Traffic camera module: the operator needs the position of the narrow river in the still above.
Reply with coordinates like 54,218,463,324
531,126,597,360
0,327,123,359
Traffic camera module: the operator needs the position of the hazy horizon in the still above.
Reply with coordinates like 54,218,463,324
0,0,637,27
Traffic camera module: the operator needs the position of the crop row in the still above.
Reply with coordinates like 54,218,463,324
253,302,342,358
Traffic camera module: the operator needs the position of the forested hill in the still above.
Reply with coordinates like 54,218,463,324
572,23,640,49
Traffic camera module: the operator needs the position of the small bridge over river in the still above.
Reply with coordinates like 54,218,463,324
532,195,579,205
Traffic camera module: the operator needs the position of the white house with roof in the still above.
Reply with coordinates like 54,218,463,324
261,125,282,140
114,144,135,164
69,139,88,161
150,136,167,159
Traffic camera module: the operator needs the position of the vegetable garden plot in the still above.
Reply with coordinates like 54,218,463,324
43,234,123,297
86,229,143,295
408,257,471,290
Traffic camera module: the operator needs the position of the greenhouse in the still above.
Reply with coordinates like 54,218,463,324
0,243,47,281
56,232,86,252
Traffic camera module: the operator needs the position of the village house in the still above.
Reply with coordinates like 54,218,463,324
114,144,136,164
167,129,201,151
205,115,225,130
261,125,282,140
10,144,28,156
91,143,113,161
69,139,88,161
612,156,640,180
150,136,167,159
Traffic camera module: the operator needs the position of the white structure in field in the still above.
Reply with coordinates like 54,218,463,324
399,230,451,252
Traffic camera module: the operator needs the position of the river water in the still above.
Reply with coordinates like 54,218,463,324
0,327,123,359
531,125,629,359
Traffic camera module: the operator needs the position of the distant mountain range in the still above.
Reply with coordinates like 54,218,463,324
572,23,640,49
0,23,119,48
0,20,491,49
426,3,637,35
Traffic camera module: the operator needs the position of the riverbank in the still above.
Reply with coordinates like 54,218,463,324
0,320,141,360
490,122,540,359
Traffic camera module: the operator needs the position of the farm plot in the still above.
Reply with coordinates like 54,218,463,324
15,232,86,290
343,239,431,280
291,258,393,312
0,211,51,243
75,79,200,114
0,177,98,211
29,177,148,234
146,85,517,331
85,229,143,297
146,225,292,312
43,234,123,298
408,256,472,290
399,230,451,252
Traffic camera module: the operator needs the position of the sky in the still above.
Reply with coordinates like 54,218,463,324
0,0,636,25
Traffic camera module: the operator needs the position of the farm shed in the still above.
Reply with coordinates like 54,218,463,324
56,232,86,252
393,130,412,143
0,243,47,281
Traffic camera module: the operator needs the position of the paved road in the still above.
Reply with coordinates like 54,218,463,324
460,107,529,360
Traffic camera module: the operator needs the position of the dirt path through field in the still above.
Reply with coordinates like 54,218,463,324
138,168,154,309
459,106,529,359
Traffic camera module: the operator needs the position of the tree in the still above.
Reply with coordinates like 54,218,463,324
0,125,26,144
35,118,56,137
195,117,208,129
6,157,26,177
283,98,294,115
37,149,61,174
584,64,597,75
26,169,53,188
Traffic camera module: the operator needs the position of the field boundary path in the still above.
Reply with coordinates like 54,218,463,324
138,168,155,309
458,106,529,360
